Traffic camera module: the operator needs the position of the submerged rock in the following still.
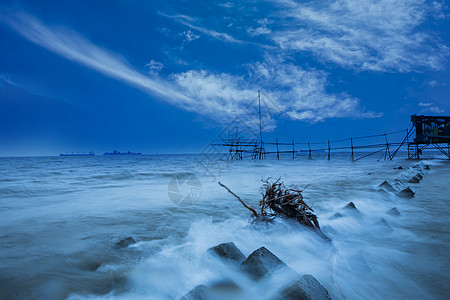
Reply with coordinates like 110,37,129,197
386,207,401,217
408,175,421,183
181,285,211,300
240,247,288,280
115,237,136,249
278,274,331,300
379,180,396,192
208,242,246,265
397,187,415,198
375,218,393,232
345,202,357,210
329,212,343,220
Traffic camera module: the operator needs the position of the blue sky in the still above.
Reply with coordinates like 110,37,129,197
0,0,449,155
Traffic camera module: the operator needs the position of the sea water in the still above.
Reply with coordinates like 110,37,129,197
0,154,449,299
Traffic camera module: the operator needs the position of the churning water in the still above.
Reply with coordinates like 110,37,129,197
0,154,449,299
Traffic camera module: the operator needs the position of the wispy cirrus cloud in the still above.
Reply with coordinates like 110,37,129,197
418,102,445,114
174,56,382,125
2,10,380,130
159,12,244,44
2,10,194,106
267,0,448,72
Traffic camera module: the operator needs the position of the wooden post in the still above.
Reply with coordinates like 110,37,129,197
351,138,354,162
328,140,331,160
384,133,390,160
292,139,295,159
308,142,312,160
276,138,280,160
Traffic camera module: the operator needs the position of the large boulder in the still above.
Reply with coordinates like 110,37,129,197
397,187,415,198
208,242,246,265
240,247,289,280
278,274,331,300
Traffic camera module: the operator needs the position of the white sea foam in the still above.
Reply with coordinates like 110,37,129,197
0,155,449,299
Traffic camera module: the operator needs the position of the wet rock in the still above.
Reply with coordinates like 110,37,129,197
278,274,331,300
208,242,246,265
329,212,343,220
398,166,404,170
240,247,288,280
424,165,430,170
407,175,421,183
376,218,393,232
115,237,136,249
379,181,396,192
180,285,211,300
415,173,424,180
344,202,360,211
386,207,401,217
86,262,102,271
397,187,415,198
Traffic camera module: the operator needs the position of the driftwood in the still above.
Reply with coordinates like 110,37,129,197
219,178,323,233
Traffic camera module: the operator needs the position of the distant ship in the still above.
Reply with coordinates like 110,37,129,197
103,150,142,156
60,151,95,157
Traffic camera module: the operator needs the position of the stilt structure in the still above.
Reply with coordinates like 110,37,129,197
405,115,450,159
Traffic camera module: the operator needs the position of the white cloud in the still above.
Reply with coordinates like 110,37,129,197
418,102,445,114
3,10,381,130
2,11,194,106
174,56,382,127
182,30,200,42
247,26,271,37
268,0,448,72
145,60,164,73
248,56,382,122
160,12,244,44
0,73,16,87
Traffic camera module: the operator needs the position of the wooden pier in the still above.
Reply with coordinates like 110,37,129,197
212,115,450,161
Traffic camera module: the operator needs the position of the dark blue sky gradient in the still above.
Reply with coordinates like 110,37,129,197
0,0,449,155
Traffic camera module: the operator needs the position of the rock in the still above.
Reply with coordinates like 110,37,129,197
397,187,415,198
386,207,401,217
407,175,421,183
240,247,288,280
278,274,331,300
424,165,430,170
208,242,246,265
379,181,396,192
115,237,136,249
344,202,358,211
180,285,211,300
329,212,343,220
415,173,424,180
375,218,393,232
398,166,403,170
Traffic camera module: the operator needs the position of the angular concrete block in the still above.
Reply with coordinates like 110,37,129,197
240,247,288,280
208,242,246,265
